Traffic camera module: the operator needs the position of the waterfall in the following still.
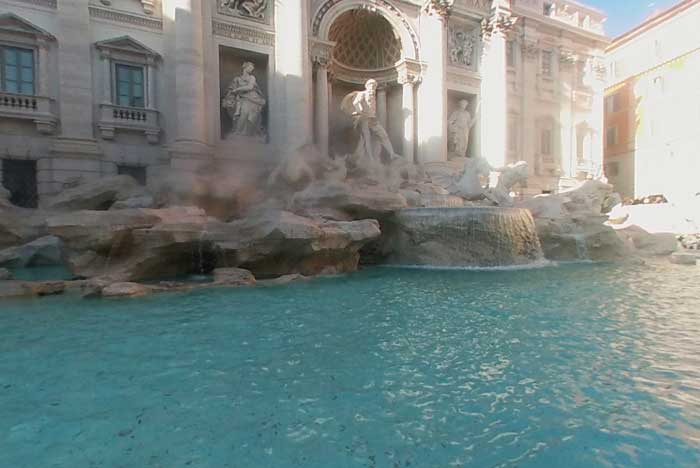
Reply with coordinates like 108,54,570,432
386,207,545,268
573,232,590,261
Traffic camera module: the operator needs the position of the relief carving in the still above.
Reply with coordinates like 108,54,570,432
219,0,271,24
448,24,478,68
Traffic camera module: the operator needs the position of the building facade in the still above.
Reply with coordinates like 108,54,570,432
604,0,700,200
0,0,607,207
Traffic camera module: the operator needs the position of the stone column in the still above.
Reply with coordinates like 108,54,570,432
173,0,208,150
310,38,335,158
520,34,539,179
377,87,388,130
275,0,313,152
417,2,449,164
588,57,606,179
398,59,422,164
479,1,514,169
314,65,330,157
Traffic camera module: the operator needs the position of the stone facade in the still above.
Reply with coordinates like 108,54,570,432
0,0,607,206
604,0,700,200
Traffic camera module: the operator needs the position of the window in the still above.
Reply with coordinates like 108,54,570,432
115,64,145,108
606,126,618,148
541,129,553,156
541,50,553,77
605,93,621,113
2,159,37,208
543,2,554,16
117,164,147,186
0,46,34,95
506,41,515,68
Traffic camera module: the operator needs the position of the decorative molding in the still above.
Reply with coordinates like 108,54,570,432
312,0,421,61
446,71,481,88
11,0,56,9
88,6,163,31
212,20,275,47
423,0,454,18
397,58,423,85
95,36,161,62
0,13,56,41
309,38,335,68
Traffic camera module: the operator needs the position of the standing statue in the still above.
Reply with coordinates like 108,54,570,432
341,79,401,164
222,62,266,137
448,99,480,158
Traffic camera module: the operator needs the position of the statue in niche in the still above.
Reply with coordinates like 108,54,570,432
449,26,475,68
222,61,267,138
341,79,401,164
220,0,268,20
448,98,480,158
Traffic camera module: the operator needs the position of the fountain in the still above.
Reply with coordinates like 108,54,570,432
380,206,544,268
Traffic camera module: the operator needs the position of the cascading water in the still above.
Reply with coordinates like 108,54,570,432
383,207,545,268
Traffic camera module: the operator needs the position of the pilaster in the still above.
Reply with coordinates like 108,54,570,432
417,2,450,164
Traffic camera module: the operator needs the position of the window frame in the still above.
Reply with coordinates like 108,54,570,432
0,45,36,95
113,62,146,108
606,126,618,148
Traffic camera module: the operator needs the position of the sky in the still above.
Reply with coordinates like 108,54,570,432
581,0,682,37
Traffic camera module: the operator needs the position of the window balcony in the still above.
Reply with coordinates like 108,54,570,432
98,103,160,144
0,92,57,134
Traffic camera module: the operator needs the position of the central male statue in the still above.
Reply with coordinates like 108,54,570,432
341,79,401,163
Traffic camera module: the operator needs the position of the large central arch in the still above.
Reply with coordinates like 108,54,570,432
312,0,420,62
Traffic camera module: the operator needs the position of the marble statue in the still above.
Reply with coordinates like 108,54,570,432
448,99,479,158
449,156,493,200
488,161,529,206
220,0,268,20
449,158,529,205
341,79,401,164
222,62,267,137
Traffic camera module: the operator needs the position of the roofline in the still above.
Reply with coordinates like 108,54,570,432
607,0,700,51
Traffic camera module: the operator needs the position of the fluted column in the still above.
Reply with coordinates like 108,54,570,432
377,87,388,130
173,0,207,147
398,59,422,164
480,1,515,169
310,38,335,158
417,2,449,164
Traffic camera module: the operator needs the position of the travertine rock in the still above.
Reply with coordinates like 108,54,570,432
0,268,12,280
0,236,64,268
291,181,407,219
101,282,151,298
213,268,256,286
41,175,141,212
669,253,698,266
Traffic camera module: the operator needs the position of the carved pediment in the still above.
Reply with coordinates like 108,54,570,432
0,13,56,40
95,36,161,61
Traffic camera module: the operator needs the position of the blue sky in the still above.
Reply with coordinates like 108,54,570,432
582,0,681,37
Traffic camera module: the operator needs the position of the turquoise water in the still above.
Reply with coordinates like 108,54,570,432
2,262,700,467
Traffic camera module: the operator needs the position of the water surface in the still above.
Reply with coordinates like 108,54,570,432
2,261,700,467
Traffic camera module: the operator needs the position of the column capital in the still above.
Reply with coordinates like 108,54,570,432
422,0,454,19
481,5,518,41
309,37,336,68
396,58,424,85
